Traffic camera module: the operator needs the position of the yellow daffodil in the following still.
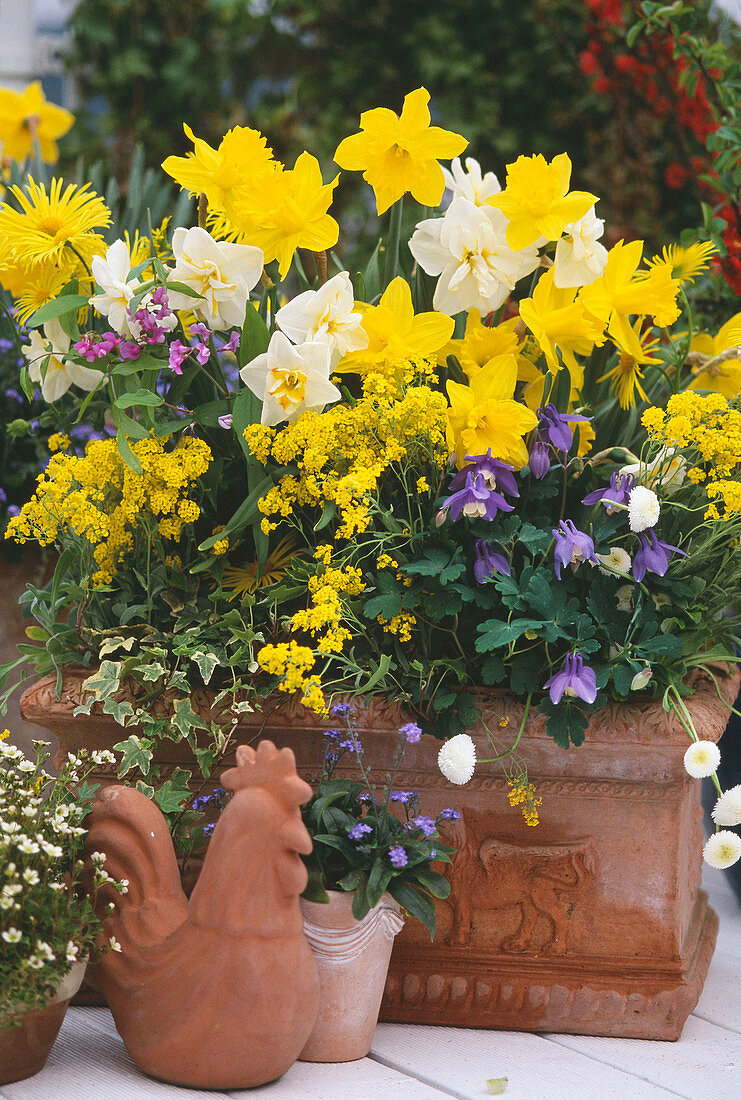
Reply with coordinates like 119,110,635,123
646,241,717,285
518,268,604,383
334,87,467,215
487,153,597,250
0,82,74,164
239,152,339,279
578,239,681,353
0,177,110,271
689,312,741,399
446,353,537,467
162,123,279,230
338,276,454,375
598,319,660,410
441,310,522,378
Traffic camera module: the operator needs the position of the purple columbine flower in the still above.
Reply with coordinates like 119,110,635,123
169,340,190,375
348,822,373,841
552,520,597,578
632,530,688,582
399,722,422,744
473,540,511,584
537,403,591,452
528,440,551,479
448,449,519,500
544,652,598,705
438,808,461,821
388,845,408,868
410,815,437,837
218,413,233,430
582,471,635,514
443,471,513,522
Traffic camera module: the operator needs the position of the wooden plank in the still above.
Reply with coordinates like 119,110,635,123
0,1011,227,1100
40,1009,449,1100
371,1023,681,1099
545,1015,741,1100
693,950,741,1034
708,891,741,959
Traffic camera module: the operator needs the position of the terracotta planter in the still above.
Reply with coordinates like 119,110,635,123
0,961,85,1085
0,549,52,761
299,891,404,1062
20,666,740,1039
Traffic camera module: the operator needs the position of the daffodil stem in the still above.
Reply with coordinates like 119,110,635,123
198,193,208,230
383,196,404,289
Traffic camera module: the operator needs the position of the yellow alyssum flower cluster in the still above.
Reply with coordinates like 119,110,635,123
6,436,211,583
256,640,326,714
247,368,448,539
291,563,365,655
507,777,542,828
642,392,741,520
378,610,416,643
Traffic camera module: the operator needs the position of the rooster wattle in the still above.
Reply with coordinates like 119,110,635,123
85,740,319,1089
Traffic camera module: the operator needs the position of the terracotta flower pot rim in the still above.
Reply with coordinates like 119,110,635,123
1,960,86,1025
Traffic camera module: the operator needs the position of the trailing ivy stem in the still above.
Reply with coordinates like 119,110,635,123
668,681,723,798
479,692,533,763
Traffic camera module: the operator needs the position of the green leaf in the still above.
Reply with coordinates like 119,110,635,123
113,734,153,777
171,696,208,743
197,469,282,551
388,879,436,938
154,768,193,813
82,660,122,700
191,650,219,685
114,390,164,409
27,294,90,327
238,303,270,365
412,868,451,899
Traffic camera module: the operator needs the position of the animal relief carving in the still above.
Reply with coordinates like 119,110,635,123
446,812,596,954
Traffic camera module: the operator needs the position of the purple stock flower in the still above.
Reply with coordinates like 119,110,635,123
528,440,551,479
473,540,511,584
348,822,373,841
544,652,598,705
195,342,211,365
582,471,635,514
438,808,461,821
444,471,512,522
169,340,190,375
222,330,240,355
448,449,519,499
388,845,408,869
537,403,591,452
218,413,233,430
190,322,211,341
632,530,688,582
399,722,422,743
552,520,597,578
119,341,142,361
74,335,106,362
410,815,436,837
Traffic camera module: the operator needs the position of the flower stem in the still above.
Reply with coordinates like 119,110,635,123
383,196,404,290
479,692,533,763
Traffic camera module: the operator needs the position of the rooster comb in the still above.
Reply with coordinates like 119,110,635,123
220,740,312,806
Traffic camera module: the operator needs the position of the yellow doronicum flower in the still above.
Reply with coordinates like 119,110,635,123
645,241,717,285
0,82,74,164
689,312,741,399
518,268,604,382
241,152,339,278
0,177,110,271
334,87,467,215
487,153,597,251
162,123,279,226
446,353,538,468
339,277,454,375
578,239,680,353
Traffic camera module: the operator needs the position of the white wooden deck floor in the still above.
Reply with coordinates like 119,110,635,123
3,867,739,1100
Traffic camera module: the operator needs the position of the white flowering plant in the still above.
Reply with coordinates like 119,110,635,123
0,734,126,1026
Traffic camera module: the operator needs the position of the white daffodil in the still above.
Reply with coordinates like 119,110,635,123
240,331,341,426
90,238,136,334
442,156,501,207
621,446,686,492
167,226,264,331
409,198,539,316
26,319,103,403
275,272,368,367
553,206,608,289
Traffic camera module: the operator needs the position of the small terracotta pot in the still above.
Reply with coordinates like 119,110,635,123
299,891,404,1062
0,961,86,1085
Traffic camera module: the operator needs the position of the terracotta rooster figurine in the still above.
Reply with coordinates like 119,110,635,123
85,741,319,1089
